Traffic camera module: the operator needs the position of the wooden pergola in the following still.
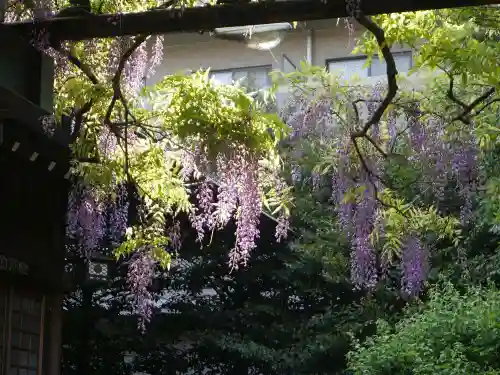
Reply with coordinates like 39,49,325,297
1,0,499,42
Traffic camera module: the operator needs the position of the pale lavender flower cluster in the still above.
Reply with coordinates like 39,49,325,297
387,112,398,144
214,155,239,228
124,42,148,95
345,0,361,17
311,172,321,191
350,184,379,290
331,149,356,236
98,126,118,159
127,250,156,332
408,113,427,154
107,184,129,246
30,29,69,77
107,37,129,77
229,158,262,269
330,146,380,290
180,149,269,268
400,235,428,298
66,184,129,256
451,141,478,224
66,186,106,257
275,213,290,243
281,92,338,140
190,180,216,243
168,221,182,252
404,110,478,217
147,35,165,79
40,115,55,137
291,164,302,183
180,150,197,181
272,178,290,242
367,82,385,140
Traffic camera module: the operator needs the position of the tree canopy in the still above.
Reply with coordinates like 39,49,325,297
4,0,500,339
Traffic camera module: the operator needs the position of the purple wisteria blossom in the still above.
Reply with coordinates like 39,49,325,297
275,213,290,243
191,180,216,243
66,186,106,257
108,184,129,246
229,158,261,269
127,250,156,332
400,235,428,298
214,155,239,228
350,184,378,290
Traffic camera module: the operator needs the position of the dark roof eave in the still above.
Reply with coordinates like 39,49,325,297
1,0,497,42
0,85,70,147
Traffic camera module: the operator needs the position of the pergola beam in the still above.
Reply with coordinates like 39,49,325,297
1,0,498,42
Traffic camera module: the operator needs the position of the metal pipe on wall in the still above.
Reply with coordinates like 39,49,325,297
306,28,315,65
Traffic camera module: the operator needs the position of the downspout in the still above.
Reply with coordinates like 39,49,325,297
306,28,314,64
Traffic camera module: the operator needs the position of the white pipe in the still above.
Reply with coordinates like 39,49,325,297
306,29,314,64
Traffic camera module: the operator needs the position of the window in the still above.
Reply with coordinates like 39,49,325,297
210,65,272,91
0,289,45,375
369,52,413,77
326,51,412,80
281,54,297,74
327,57,369,80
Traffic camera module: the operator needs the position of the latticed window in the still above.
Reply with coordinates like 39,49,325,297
210,65,272,92
326,51,413,80
0,289,45,375
210,65,276,113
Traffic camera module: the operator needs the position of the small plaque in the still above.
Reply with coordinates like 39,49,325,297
0,255,29,275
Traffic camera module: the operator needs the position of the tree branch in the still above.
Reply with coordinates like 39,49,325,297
104,0,178,127
351,15,398,139
473,97,500,116
442,70,496,124
104,35,148,127
63,46,99,85
452,86,496,123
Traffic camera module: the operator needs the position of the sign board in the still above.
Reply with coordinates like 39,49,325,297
0,254,29,275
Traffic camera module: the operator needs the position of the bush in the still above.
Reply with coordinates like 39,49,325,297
348,283,500,375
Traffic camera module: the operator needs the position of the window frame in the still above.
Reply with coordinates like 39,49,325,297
325,51,413,78
0,288,45,375
209,64,273,88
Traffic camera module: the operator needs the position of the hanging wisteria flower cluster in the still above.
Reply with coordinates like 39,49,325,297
66,183,129,257
183,148,286,270
279,65,477,298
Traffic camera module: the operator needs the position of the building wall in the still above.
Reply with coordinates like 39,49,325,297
146,19,430,115
148,19,411,84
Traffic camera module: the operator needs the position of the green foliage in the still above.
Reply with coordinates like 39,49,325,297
373,190,461,263
52,49,292,268
348,283,500,375
153,71,289,160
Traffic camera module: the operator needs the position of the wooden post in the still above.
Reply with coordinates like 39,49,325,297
47,294,63,375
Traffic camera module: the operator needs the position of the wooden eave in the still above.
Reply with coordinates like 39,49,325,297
0,85,70,173
1,0,498,42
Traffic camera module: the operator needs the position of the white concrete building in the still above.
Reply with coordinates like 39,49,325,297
147,18,415,108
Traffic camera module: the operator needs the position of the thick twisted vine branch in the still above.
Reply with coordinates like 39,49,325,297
56,0,179,144
56,47,99,142
351,16,398,141
444,71,497,124
348,15,498,213
104,34,148,127
346,15,399,209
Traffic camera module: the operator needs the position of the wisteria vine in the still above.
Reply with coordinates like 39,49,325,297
278,11,496,298
6,0,292,329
